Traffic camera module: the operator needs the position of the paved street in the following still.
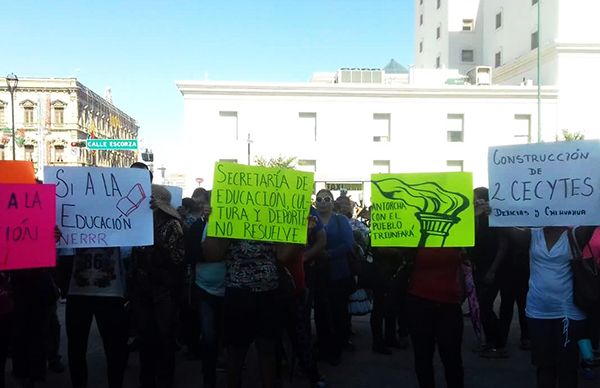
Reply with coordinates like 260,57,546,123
5,303,598,387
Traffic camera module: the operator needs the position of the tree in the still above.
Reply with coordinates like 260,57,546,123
253,155,297,169
557,129,585,141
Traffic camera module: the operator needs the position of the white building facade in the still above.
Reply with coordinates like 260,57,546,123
177,80,558,202
415,0,600,138
176,0,600,201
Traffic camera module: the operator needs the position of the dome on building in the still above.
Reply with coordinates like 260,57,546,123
383,58,408,74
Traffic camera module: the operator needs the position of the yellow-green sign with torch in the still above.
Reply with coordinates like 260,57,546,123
371,172,475,247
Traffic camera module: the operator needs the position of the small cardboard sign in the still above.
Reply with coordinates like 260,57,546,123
0,184,57,270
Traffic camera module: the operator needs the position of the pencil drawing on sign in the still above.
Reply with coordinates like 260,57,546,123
373,178,470,247
116,184,146,217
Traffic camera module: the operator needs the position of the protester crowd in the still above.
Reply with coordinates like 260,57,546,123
1,161,600,388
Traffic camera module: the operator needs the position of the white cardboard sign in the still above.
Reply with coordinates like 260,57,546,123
165,185,183,208
488,140,600,227
44,166,154,248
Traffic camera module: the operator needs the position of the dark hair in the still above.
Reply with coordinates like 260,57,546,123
192,187,209,201
130,162,153,182
182,197,196,210
474,187,489,201
316,189,333,198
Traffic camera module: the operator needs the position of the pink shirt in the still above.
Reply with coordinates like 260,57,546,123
582,227,600,265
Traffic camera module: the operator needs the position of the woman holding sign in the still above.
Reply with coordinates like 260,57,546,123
499,225,596,388
203,228,305,387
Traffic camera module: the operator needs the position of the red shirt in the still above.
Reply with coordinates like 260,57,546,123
408,248,463,304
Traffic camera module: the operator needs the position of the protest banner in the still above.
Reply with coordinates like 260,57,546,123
488,140,600,227
371,172,474,247
165,185,183,208
0,183,57,270
0,160,36,184
44,166,153,248
207,162,313,244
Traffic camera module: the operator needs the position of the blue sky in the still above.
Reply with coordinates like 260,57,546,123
2,0,414,169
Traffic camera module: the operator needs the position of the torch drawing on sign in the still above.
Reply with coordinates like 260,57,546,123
116,183,146,217
372,178,469,247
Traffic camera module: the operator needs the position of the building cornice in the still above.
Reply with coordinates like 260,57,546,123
176,81,558,100
493,42,600,84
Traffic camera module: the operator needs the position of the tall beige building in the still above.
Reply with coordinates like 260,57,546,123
0,77,139,170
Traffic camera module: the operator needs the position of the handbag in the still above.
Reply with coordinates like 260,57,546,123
348,288,372,316
568,228,600,314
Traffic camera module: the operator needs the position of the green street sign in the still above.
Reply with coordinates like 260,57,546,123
86,139,138,150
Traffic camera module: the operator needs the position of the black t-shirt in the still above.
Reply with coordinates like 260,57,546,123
184,217,207,265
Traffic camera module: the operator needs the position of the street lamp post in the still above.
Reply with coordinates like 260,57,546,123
6,73,18,160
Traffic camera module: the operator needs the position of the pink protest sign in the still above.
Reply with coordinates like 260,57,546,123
0,184,57,270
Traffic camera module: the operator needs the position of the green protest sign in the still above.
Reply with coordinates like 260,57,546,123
207,162,314,244
371,172,474,247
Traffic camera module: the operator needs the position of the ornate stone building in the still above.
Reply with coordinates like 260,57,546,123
0,77,138,170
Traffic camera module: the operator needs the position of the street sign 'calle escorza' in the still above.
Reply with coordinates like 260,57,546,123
86,139,138,150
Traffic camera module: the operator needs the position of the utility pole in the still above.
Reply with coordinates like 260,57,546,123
246,133,253,165
537,0,542,142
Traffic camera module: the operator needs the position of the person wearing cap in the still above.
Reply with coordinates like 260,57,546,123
131,185,184,388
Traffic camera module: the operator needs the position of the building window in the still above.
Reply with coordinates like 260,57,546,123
462,19,474,31
54,145,64,162
496,12,502,29
54,107,64,125
436,26,441,39
437,0,441,9
420,14,423,26
532,0,538,5
373,160,390,174
24,145,34,161
373,113,391,142
514,114,532,143
219,111,238,140
297,159,316,173
0,105,4,124
298,112,317,141
436,56,441,69
531,31,539,50
419,41,423,53
447,160,464,172
420,0,423,4
447,114,464,142
461,49,474,62
495,51,502,67
24,107,34,125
